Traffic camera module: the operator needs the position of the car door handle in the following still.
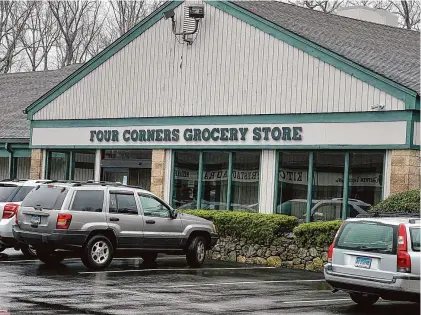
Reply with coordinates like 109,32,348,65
145,220,155,224
109,217,120,222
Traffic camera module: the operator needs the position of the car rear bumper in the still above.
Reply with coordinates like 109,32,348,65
12,225,89,249
0,218,14,239
324,264,420,302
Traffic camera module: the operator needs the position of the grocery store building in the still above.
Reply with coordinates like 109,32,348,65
5,1,421,219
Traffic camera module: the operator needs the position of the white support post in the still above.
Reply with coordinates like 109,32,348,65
258,150,277,214
163,149,173,204
94,149,101,181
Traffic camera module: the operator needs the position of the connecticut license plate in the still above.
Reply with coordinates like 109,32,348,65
355,256,372,269
30,215,41,225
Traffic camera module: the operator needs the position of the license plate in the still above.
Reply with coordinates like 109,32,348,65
30,215,41,225
355,256,372,269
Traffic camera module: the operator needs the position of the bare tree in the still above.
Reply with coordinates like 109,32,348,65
0,1,34,73
48,0,105,67
392,1,420,30
20,2,60,71
291,0,344,13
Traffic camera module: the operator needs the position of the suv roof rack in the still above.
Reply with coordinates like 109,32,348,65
356,212,420,218
0,179,30,182
82,181,144,189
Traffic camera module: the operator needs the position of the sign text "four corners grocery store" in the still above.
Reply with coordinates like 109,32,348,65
89,126,303,143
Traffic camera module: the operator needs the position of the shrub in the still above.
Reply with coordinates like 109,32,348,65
370,189,420,213
293,220,343,248
180,210,299,245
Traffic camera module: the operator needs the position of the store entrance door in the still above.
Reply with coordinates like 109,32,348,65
102,168,129,185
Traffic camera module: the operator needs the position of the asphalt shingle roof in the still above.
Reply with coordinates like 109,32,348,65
233,1,420,94
0,64,82,141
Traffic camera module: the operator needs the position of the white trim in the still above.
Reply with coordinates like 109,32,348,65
94,149,101,181
41,149,46,180
258,150,277,214
383,150,392,198
163,149,172,204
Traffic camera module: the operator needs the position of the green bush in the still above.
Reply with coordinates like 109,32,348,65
180,210,298,244
293,220,343,248
370,189,420,213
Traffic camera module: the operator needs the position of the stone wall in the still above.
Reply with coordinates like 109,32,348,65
150,149,166,199
208,234,329,272
29,149,43,179
390,149,420,194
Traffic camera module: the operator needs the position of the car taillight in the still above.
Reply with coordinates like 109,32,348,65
397,223,411,273
2,203,19,220
328,221,345,263
56,213,72,230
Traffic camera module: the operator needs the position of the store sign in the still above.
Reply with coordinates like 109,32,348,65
88,126,303,143
174,168,382,187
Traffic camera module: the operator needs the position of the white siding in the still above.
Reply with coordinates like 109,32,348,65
34,2,405,121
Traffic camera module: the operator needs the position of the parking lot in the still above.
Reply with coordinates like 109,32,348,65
0,250,418,315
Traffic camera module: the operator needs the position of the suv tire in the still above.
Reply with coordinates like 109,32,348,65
37,251,65,266
21,244,37,258
82,235,114,271
349,293,379,306
0,246,5,253
140,252,158,264
186,236,206,268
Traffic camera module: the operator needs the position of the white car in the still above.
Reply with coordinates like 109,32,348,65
324,213,420,305
0,179,50,257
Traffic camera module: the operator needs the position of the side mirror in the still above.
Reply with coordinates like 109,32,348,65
170,209,177,219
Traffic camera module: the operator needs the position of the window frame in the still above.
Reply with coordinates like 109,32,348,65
410,227,420,252
138,193,173,218
69,189,106,213
108,190,140,216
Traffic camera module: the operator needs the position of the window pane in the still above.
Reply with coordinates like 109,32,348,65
140,195,170,218
201,152,229,210
276,152,309,218
349,152,384,209
312,152,345,221
337,222,396,254
71,190,104,212
230,151,260,212
111,193,138,215
48,152,68,180
173,151,200,209
21,186,68,210
410,228,420,252
11,186,35,202
74,152,95,181
0,184,18,202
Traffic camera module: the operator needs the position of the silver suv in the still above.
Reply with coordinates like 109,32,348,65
324,213,420,305
12,181,218,270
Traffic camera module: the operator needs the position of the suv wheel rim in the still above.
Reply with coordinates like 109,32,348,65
91,241,109,265
197,241,205,262
28,245,37,256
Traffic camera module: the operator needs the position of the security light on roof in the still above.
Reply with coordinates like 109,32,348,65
163,4,204,45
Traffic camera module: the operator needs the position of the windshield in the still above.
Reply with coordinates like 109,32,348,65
336,221,396,254
410,228,420,252
21,186,68,210
0,184,18,202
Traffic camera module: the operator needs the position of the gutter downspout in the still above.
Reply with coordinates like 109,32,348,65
5,143,14,180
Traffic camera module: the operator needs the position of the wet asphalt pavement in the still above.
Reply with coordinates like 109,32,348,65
0,249,419,315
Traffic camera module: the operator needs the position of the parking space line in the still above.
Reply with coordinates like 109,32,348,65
282,298,350,304
79,266,277,274
168,279,326,288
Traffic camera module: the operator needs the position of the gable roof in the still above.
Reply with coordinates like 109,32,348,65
24,0,419,119
0,64,82,141
233,1,420,94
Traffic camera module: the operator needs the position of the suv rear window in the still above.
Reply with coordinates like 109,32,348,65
0,184,18,202
410,228,420,252
11,186,35,202
21,186,68,210
336,221,396,254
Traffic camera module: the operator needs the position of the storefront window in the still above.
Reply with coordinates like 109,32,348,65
202,152,229,210
74,152,95,181
230,151,260,212
101,149,152,188
311,152,345,221
47,151,69,180
15,157,30,179
0,157,8,179
276,152,309,219
173,151,200,209
349,152,383,208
